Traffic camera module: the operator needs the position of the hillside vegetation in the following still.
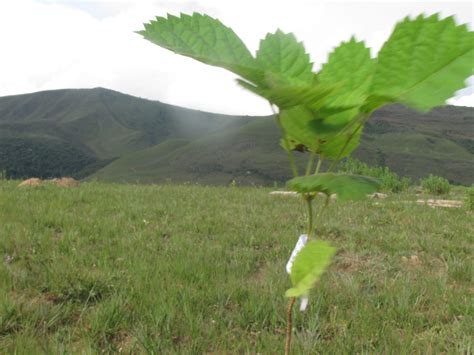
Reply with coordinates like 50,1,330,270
0,88,472,184
0,182,472,353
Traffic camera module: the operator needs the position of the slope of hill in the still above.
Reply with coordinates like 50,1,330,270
0,88,473,185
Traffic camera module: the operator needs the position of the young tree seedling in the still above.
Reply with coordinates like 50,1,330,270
137,13,473,353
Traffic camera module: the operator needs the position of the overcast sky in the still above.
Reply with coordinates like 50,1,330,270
1,0,472,115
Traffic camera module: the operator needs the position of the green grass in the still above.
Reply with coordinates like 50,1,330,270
0,181,472,353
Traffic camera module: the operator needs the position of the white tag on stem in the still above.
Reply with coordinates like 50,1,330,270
300,295,309,311
286,234,307,274
286,234,310,312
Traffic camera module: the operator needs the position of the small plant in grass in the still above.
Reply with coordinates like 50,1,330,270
421,174,451,195
465,185,474,211
137,13,473,353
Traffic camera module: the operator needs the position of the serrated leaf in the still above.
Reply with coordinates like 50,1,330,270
287,173,381,201
371,14,474,111
256,30,314,84
318,37,375,107
286,240,336,298
137,13,262,82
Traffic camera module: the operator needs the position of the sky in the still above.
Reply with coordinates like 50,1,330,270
0,0,473,115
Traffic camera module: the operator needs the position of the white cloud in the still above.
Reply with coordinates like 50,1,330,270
0,0,472,115
448,94,474,107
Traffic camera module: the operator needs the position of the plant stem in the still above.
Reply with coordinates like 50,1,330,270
305,151,316,176
270,104,298,177
285,297,296,355
314,157,323,175
305,197,313,240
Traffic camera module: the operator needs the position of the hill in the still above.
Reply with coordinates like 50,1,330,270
0,88,473,184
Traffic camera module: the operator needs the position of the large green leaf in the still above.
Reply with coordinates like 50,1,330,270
286,240,336,298
137,13,262,82
370,14,474,111
287,173,381,201
318,37,375,108
256,30,313,84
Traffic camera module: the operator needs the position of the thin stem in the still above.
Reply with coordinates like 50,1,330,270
305,151,316,176
305,197,313,240
314,157,323,175
285,297,296,355
270,104,298,177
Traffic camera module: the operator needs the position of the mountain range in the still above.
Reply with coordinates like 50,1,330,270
0,87,473,185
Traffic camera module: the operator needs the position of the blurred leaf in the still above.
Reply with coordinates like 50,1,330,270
287,173,381,201
279,106,321,151
238,79,335,109
279,106,363,159
370,14,474,111
318,122,363,160
286,240,336,298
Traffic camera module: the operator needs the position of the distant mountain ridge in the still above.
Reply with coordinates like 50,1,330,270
0,88,473,185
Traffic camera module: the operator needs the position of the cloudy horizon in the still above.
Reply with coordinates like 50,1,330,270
1,0,473,115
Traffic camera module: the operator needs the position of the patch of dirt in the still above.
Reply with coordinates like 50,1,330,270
401,255,422,266
269,191,298,196
9,290,57,308
334,252,366,273
114,331,137,353
249,261,268,282
51,177,80,187
415,199,463,208
17,178,42,187
369,192,388,199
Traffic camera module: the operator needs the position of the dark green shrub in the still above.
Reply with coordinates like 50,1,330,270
420,174,451,195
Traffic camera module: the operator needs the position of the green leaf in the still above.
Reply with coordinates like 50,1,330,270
279,106,363,158
137,13,261,82
318,37,375,108
238,30,329,109
256,30,314,84
287,173,381,201
279,106,321,151
286,240,336,298
370,14,474,111
237,79,335,109
318,121,363,160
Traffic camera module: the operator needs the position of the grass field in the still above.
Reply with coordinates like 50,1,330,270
0,181,472,353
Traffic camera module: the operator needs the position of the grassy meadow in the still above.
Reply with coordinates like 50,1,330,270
0,181,472,353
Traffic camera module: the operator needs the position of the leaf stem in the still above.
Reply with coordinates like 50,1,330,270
305,151,316,176
314,156,323,175
305,197,314,241
270,104,298,177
